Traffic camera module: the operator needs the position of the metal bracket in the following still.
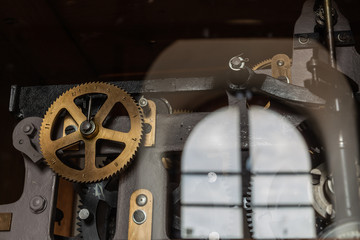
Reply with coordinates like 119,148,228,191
294,31,355,49
128,189,153,240
271,54,292,83
12,117,44,163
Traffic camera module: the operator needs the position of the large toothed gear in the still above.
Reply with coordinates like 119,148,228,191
39,82,143,183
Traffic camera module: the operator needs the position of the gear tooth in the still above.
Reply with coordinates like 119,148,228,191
252,58,272,70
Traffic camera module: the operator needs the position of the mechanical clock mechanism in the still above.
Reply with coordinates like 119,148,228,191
3,0,360,239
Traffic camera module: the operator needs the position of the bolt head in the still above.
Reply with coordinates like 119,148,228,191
136,194,148,206
277,60,284,66
30,195,46,214
79,208,90,220
22,124,35,136
23,125,31,133
299,35,309,44
133,209,146,225
80,120,96,136
139,97,148,107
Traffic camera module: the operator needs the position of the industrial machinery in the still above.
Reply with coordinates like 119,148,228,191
1,0,360,239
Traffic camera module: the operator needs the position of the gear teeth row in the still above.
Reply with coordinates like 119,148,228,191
244,179,254,235
172,109,192,114
252,58,272,70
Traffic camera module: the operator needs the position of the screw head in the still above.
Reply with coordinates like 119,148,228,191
30,195,47,214
133,209,146,225
80,120,96,136
299,35,309,44
139,97,148,108
23,125,31,133
136,194,148,206
277,60,284,66
79,208,90,220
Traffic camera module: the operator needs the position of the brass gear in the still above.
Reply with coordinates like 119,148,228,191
39,82,143,183
252,58,272,70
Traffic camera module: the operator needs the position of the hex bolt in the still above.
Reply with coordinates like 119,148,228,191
277,60,284,66
29,195,47,214
78,208,90,220
136,194,148,206
133,209,146,225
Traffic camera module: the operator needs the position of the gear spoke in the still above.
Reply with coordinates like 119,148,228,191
52,131,82,150
94,97,116,125
98,127,128,143
65,101,87,125
84,140,97,171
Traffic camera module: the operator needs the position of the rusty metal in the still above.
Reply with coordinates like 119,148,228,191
39,82,143,182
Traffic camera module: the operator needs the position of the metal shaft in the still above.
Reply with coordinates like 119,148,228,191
87,96,92,121
324,0,336,68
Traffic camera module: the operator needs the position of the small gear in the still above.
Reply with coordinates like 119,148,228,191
40,82,143,183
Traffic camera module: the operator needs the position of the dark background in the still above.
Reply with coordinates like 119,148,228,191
1,0,359,203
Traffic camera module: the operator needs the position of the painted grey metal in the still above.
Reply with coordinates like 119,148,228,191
292,0,360,87
12,117,44,163
0,117,57,240
112,148,169,240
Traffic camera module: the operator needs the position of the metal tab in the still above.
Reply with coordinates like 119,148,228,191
128,189,153,240
0,213,12,231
